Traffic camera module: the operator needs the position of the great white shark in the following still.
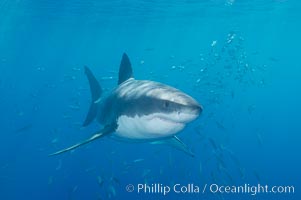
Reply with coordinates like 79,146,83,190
50,53,202,156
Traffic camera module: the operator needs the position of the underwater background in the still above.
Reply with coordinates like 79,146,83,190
0,0,300,199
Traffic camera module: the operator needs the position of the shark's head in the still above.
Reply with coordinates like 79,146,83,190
141,81,202,125
114,79,203,139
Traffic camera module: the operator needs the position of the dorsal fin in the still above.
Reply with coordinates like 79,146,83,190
118,53,133,85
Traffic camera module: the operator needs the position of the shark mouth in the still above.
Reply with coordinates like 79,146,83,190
153,115,184,126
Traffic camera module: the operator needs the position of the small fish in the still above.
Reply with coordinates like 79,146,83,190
72,185,78,193
85,166,96,173
122,161,132,171
208,138,218,151
106,70,118,74
1,163,9,169
72,67,81,71
268,57,279,62
48,176,53,185
215,153,227,169
248,104,256,114
210,172,218,182
71,122,82,128
97,176,104,187
231,90,235,99
168,151,174,167
170,65,185,71
211,40,217,47
30,93,38,98
227,33,236,44
62,114,72,119
45,83,57,88
259,79,265,86
32,105,39,112
257,65,267,72
68,105,80,110
215,121,226,131
226,0,235,6
37,67,46,71
199,161,203,177
256,132,263,147
110,177,120,185
160,167,164,175
226,149,241,167
253,170,261,182
51,137,59,144
15,124,32,134
142,169,151,178
133,158,144,163
64,75,76,80
219,166,234,184
144,177,149,185
97,195,103,200
193,125,206,140
224,64,232,69
56,159,62,170
107,185,116,198
100,76,114,80
239,167,246,180
171,65,177,70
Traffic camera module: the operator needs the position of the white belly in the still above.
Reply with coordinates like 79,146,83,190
114,114,185,140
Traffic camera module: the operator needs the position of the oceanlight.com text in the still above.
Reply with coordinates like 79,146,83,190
125,183,295,196
208,183,295,196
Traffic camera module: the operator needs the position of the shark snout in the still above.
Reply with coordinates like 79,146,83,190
189,103,203,118
173,101,202,124
185,96,202,115
194,104,203,115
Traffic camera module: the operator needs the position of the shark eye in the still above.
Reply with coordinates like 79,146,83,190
164,101,170,108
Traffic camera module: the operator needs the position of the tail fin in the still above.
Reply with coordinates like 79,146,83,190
83,66,102,127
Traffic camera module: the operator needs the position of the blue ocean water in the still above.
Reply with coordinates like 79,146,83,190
0,0,300,199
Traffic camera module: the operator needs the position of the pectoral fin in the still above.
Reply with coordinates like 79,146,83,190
49,124,116,156
151,136,195,157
